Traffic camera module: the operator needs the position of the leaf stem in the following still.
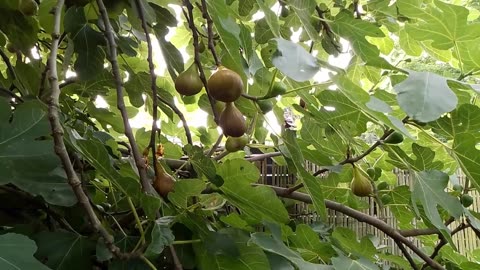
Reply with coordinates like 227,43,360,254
128,197,146,247
173,239,202,245
140,255,158,270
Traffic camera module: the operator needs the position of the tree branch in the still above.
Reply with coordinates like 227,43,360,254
182,0,219,123
286,117,409,194
395,240,419,270
260,185,445,270
97,0,155,195
47,0,125,258
199,0,221,67
157,94,193,145
133,0,161,181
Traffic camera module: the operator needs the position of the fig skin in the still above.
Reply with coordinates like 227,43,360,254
175,63,203,96
153,161,175,198
384,131,404,144
351,165,373,197
257,99,273,114
461,194,473,208
207,67,243,102
225,134,248,152
19,0,38,16
219,102,247,137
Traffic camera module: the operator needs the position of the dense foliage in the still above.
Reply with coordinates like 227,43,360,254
1,0,480,269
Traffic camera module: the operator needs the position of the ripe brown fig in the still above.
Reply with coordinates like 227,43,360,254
225,134,248,152
219,102,247,137
19,0,38,16
175,63,203,96
351,165,373,197
153,160,175,198
207,67,243,102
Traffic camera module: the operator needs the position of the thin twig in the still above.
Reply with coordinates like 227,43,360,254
183,0,219,123
0,48,16,80
47,0,124,258
199,0,221,67
97,0,155,195
260,185,445,270
286,117,409,194
169,245,183,270
421,223,468,269
157,95,193,145
207,133,223,157
395,240,419,270
245,151,282,161
133,0,161,181
0,87,23,102
399,228,440,237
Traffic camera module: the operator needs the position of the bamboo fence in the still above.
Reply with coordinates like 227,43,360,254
252,156,480,259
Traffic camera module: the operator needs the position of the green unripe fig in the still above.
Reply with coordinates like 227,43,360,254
6,42,17,54
452,184,463,192
384,131,404,144
225,134,248,152
381,194,393,204
175,63,203,96
269,81,287,97
198,39,206,53
280,6,289,17
366,168,376,179
461,194,474,208
257,99,274,114
19,0,38,16
208,66,244,102
377,182,388,190
351,165,373,197
219,102,247,137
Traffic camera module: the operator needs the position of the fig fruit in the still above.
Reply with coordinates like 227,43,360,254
6,42,16,54
19,0,38,16
219,102,247,137
198,39,206,53
351,165,373,197
225,134,248,152
257,99,274,114
153,161,175,198
461,194,473,208
175,63,203,96
268,81,287,97
207,67,243,102
299,98,306,108
452,184,463,192
384,132,404,144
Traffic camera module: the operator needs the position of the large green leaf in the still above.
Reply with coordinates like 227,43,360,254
219,175,289,224
331,255,380,270
452,133,480,191
430,104,480,140
251,223,333,270
0,233,51,270
398,0,480,50
288,224,336,262
393,71,457,122
193,228,270,270
0,100,76,206
271,38,319,82
282,130,327,221
33,231,95,270
412,171,463,244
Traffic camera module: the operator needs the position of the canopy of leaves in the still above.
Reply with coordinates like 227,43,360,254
1,0,480,269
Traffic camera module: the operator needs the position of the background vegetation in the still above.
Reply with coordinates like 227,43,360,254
1,0,480,269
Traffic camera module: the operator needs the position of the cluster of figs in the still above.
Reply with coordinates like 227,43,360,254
175,63,249,152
